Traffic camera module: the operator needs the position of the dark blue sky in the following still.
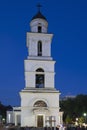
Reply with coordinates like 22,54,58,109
0,0,87,106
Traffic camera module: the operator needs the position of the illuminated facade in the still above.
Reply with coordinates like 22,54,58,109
7,9,63,127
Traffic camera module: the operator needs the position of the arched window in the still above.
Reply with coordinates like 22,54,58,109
38,41,42,56
36,68,44,72
38,26,42,33
34,100,47,107
36,68,44,88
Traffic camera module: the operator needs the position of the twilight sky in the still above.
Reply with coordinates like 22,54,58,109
0,0,87,106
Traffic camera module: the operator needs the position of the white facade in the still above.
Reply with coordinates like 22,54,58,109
6,107,21,126
27,33,53,60
30,18,48,33
24,60,55,89
20,11,63,127
7,10,63,127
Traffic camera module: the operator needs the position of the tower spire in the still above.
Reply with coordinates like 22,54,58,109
37,3,42,12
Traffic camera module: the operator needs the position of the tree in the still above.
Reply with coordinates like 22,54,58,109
60,94,87,124
0,101,12,122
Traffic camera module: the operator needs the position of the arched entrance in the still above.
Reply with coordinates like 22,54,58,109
33,100,48,127
37,115,44,127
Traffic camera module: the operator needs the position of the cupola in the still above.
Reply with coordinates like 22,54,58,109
30,5,48,33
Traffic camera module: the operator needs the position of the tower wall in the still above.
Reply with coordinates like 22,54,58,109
19,10,63,127
26,33,53,58
20,92,60,127
24,60,55,88
30,18,48,33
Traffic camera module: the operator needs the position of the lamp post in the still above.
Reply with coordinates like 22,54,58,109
75,118,78,126
83,113,87,124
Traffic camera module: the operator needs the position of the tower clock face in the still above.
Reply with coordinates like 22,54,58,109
36,74,44,88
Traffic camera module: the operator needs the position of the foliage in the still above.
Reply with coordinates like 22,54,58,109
78,117,84,125
65,115,72,124
60,94,87,124
0,101,12,119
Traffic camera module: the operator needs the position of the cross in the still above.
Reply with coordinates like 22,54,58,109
37,3,42,12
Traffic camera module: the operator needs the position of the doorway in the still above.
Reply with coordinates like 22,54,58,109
37,115,43,127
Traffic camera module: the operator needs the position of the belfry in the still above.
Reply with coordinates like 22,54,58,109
7,7,63,128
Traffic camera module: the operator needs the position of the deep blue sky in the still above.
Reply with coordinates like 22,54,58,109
0,0,87,106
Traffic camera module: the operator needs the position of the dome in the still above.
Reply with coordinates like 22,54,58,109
31,11,47,21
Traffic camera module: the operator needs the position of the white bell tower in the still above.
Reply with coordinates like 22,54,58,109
25,14,55,90
20,7,63,127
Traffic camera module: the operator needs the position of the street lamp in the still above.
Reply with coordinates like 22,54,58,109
75,118,78,126
83,113,87,125
83,113,86,117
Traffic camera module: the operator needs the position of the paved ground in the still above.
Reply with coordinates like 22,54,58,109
0,125,20,130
